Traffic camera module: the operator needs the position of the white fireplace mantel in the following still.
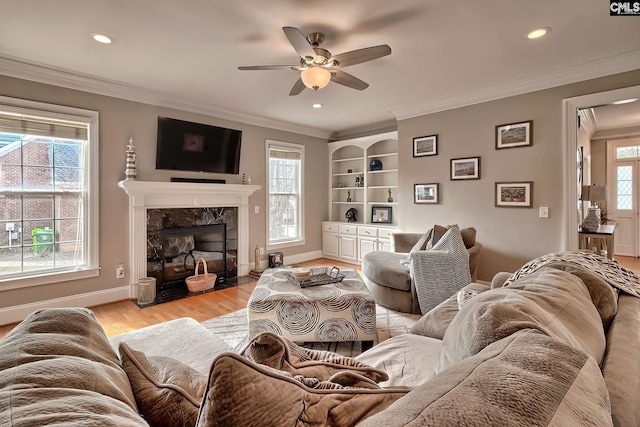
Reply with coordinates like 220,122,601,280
118,180,261,297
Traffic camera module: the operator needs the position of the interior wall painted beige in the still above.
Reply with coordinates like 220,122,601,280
0,75,328,309
397,70,640,281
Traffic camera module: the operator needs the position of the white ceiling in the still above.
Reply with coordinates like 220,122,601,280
1,0,640,138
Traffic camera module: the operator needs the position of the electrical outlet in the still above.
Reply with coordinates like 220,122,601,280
254,206,260,214
259,247,265,255
116,263,125,279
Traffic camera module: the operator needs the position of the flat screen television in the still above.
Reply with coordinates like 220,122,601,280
156,117,242,174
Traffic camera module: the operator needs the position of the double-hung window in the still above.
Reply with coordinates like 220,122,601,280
267,140,304,248
0,96,99,289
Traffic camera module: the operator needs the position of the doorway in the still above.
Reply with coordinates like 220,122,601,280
607,139,640,256
563,84,640,253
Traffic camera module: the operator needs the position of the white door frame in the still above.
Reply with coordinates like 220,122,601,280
563,84,640,251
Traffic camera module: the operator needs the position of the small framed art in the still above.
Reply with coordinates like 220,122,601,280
450,157,480,180
495,120,532,149
413,134,438,157
372,206,392,223
414,183,439,204
495,181,533,207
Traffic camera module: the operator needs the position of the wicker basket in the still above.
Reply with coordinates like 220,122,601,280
185,258,216,292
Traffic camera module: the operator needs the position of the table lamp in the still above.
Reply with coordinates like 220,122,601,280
581,184,609,232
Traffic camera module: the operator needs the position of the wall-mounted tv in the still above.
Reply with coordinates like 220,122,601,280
156,117,242,174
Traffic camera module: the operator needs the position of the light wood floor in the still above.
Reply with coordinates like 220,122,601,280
0,258,359,340
1,255,638,340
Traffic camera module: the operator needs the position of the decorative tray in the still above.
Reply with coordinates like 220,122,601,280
286,267,345,288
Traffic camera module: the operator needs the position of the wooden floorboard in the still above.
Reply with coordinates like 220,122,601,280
2,255,637,340
0,258,358,339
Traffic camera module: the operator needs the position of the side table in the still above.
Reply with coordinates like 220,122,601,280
579,224,615,260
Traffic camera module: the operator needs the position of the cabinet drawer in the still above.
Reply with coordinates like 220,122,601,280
322,222,339,233
339,224,358,235
379,228,397,239
358,226,378,237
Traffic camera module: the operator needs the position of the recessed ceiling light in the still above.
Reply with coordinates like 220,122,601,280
90,33,113,44
312,103,323,109
612,98,639,105
527,27,551,39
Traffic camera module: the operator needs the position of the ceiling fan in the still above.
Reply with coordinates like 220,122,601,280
238,26,391,96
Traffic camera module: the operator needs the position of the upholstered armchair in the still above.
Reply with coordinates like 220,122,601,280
362,227,482,314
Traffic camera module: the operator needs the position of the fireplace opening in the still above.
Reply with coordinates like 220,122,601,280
147,220,238,304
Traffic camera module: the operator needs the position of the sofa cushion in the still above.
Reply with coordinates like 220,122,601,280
357,329,612,427
119,342,206,427
602,294,640,427
410,283,490,340
438,269,606,372
362,251,411,292
0,308,146,427
355,333,442,388
110,317,233,376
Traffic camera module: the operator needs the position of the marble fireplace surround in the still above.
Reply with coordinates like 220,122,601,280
118,180,261,298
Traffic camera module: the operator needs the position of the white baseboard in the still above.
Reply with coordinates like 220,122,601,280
0,285,130,326
256,250,324,270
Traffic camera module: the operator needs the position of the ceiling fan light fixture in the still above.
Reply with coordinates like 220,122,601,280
301,67,331,91
527,27,551,39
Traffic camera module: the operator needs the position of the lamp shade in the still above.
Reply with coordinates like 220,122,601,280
581,184,609,202
300,67,331,90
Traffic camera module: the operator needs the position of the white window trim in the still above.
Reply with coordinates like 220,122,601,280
266,139,305,250
0,96,99,291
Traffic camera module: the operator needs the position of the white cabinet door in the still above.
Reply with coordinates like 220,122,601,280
358,238,377,261
378,239,392,252
322,233,339,258
339,235,358,261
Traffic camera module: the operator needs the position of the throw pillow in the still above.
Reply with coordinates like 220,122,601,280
413,227,472,314
119,342,207,427
400,229,434,266
240,332,388,383
432,224,476,249
410,283,489,339
195,352,409,427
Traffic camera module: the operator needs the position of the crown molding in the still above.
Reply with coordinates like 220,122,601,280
578,108,597,138
391,50,640,121
331,119,397,141
0,55,332,140
592,125,640,140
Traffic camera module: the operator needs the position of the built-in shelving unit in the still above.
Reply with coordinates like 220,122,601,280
328,131,398,226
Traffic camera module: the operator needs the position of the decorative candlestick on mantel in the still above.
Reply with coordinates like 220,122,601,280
125,137,137,181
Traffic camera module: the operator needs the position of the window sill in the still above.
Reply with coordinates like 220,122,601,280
267,239,306,251
0,267,100,292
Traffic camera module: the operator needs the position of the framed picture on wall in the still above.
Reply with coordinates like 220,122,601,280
414,183,439,204
413,134,438,157
495,181,533,207
495,120,533,149
372,206,392,223
450,156,480,180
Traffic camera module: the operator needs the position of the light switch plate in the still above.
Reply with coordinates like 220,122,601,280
539,207,549,218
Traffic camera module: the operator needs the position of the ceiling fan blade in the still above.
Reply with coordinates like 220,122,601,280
289,78,306,96
238,65,300,71
330,70,369,90
283,26,316,59
330,45,391,67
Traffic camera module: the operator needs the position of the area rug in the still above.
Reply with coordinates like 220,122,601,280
201,305,421,357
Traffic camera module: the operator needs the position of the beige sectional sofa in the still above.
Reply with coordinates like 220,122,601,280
1,252,639,426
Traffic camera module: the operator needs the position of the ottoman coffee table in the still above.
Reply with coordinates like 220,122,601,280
247,267,376,348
